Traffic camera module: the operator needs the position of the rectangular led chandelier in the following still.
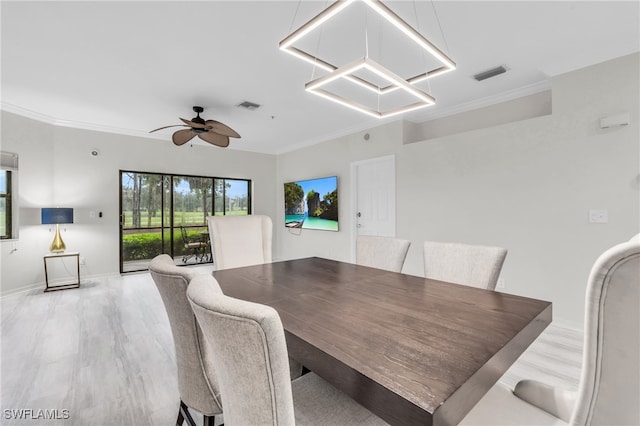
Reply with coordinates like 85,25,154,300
279,0,456,95
305,57,436,119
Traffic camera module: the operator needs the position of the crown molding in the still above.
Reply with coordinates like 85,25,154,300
410,79,552,123
2,78,552,155
0,102,165,141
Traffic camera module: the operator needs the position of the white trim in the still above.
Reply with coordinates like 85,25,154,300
412,79,551,122
2,80,552,156
0,272,122,299
0,101,166,141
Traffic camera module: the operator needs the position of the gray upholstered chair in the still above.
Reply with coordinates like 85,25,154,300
423,241,507,290
205,214,303,379
149,254,222,426
186,273,389,426
460,235,640,425
356,235,411,273
206,214,272,271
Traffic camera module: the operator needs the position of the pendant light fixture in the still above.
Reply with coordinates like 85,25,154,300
279,0,455,117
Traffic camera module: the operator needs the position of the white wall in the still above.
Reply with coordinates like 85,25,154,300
276,121,403,263
2,54,638,326
275,53,639,326
0,112,277,294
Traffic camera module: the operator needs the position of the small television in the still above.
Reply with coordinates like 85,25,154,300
284,176,338,231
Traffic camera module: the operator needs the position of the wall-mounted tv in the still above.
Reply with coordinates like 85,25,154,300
284,176,338,231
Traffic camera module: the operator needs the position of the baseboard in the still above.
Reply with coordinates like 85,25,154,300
550,317,583,334
0,282,43,299
0,272,122,299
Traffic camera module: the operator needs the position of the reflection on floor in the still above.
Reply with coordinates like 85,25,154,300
1,270,582,425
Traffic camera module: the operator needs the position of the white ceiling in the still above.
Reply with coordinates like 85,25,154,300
2,1,638,154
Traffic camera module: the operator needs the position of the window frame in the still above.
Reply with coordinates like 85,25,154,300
119,170,252,273
0,169,13,240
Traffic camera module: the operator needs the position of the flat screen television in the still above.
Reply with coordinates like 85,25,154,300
284,176,338,231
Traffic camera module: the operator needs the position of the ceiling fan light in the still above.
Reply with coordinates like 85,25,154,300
152,107,240,148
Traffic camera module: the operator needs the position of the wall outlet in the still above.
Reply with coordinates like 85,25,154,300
589,209,608,224
496,278,506,290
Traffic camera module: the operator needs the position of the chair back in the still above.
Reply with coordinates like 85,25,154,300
187,275,295,426
423,241,507,290
571,237,640,425
356,235,411,272
206,215,272,270
148,254,223,416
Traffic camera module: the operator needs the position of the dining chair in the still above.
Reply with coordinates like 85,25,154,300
205,214,303,379
186,274,389,426
356,235,411,272
148,254,222,426
423,241,507,290
206,214,272,271
460,235,640,425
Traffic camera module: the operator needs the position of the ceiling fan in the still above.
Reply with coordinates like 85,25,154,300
150,106,240,147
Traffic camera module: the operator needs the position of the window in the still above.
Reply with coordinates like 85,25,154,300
119,170,251,272
0,152,18,240
0,170,12,239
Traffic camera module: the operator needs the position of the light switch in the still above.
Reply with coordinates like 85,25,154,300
589,209,608,224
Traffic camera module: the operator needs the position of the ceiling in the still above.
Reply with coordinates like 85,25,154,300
2,1,638,155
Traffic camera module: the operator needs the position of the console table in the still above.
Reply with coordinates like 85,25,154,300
43,252,80,292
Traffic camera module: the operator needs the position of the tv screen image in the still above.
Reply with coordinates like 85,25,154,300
284,176,338,231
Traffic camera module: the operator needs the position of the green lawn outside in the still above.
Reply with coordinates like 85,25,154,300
123,209,248,228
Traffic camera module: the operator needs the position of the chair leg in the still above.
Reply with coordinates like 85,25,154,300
203,415,216,426
178,401,197,426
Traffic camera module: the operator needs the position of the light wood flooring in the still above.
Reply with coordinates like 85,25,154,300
1,268,583,426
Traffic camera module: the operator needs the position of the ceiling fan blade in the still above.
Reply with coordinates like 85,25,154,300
149,124,188,133
205,120,241,138
172,129,196,145
197,131,230,147
179,117,207,129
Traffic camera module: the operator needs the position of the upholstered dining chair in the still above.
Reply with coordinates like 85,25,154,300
423,241,507,290
148,254,222,426
206,214,272,271
205,214,303,379
356,235,411,273
186,274,389,426
460,235,640,425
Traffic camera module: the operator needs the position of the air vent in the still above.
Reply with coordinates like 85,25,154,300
473,66,507,82
237,101,261,111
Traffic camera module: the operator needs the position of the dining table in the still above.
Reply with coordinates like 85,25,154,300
212,257,552,426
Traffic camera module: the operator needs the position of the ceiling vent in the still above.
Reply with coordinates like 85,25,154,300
237,101,261,111
473,66,508,82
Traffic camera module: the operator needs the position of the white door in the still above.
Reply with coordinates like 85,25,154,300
351,155,396,244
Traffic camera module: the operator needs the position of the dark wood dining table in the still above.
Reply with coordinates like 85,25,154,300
212,257,552,426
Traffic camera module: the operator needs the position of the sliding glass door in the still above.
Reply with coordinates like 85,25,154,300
119,171,251,273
